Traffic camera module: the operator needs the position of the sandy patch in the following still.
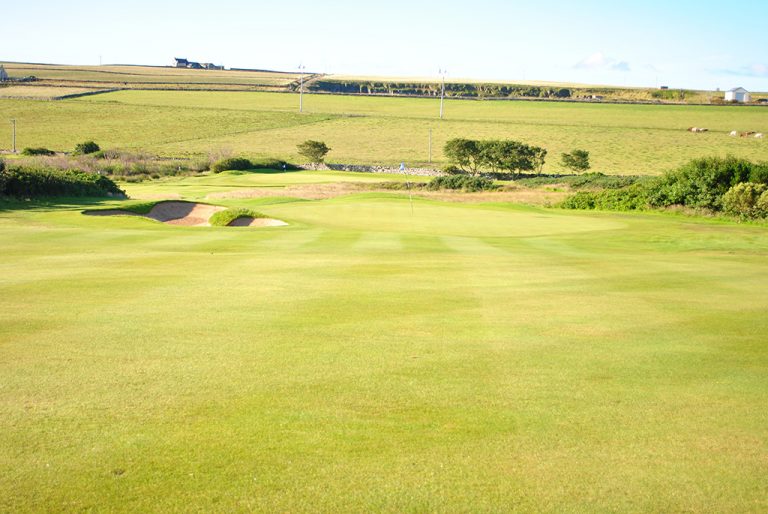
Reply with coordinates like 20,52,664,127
146,201,225,226
84,201,225,226
228,217,289,227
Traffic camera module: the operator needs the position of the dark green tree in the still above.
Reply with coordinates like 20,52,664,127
297,140,331,164
561,149,591,173
444,138,483,175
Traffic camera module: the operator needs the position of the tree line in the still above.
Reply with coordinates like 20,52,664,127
444,138,589,177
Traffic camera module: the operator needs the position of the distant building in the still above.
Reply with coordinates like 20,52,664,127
0,65,8,81
725,87,751,103
173,58,222,70
659,85,669,90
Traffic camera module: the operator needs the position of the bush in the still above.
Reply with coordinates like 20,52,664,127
722,182,768,219
21,147,56,156
559,183,649,211
0,164,124,199
441,165,466,175
647,156,768,210
427,175,497,192
73,141,101,155
211,157,252,173
297,140,331,164
209,208,268,226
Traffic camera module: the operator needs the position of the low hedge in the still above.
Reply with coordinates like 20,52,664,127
211,157,252,173
0,164,124,199
21,147,56,156
427,175,498,192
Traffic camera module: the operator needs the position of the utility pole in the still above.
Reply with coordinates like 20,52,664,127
298,64,306,113
11,119,16,153
439,69,447,119
428,128,432,164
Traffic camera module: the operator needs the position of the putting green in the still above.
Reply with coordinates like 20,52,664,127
259,195,625,237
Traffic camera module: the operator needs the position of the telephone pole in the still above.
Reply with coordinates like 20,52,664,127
11,119,16,153
298,64,306,113
428,128,432,164
438,69,447,119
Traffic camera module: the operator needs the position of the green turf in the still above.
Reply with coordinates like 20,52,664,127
1,90,767,174
1,172,767,512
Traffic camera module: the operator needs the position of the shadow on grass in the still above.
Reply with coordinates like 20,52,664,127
0,196,119,213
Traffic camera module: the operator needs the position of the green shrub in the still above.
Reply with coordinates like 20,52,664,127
722,182,768,219
647,156,768,210
209,208,268,226
21,147,56,156
73,141,100,155
559,184,649,211
297,140,331,164
211,157,252,173
0,164,124,199
441,165,466,175
427,175,497,192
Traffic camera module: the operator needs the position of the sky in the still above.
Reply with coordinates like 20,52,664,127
4,0,767,90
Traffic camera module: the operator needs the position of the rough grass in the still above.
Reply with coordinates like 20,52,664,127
1,171,767,512
208,207,267,226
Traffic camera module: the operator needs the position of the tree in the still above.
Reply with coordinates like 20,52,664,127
297,140,331,164
561,149,590,173
443,138,483,176
530,146,547,176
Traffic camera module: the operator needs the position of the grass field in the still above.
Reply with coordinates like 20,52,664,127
1,89,767,174
0,62,301,87
1,169,767,512
0,86,109,100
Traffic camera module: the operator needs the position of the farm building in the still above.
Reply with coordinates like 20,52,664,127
0,65,8,81
174,58,189,68
724,87,751,103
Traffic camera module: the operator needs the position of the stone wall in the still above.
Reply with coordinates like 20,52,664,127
303,163,444,177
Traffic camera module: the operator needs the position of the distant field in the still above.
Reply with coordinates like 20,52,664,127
0,62,300,88
0,85,107,100
1,89,766,173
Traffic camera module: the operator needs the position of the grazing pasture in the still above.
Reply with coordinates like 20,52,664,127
1,169,767,512
1,89,766,174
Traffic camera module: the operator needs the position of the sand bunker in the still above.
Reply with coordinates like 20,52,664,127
84,201,287,228
228,217,289,227
84,201,224,227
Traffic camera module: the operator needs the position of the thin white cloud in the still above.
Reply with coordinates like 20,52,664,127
574,52,631,72
718,63,768,77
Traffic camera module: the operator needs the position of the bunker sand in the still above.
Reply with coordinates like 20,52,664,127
84,201,288,228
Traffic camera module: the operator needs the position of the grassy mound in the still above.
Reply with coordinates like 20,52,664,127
209,208,269,226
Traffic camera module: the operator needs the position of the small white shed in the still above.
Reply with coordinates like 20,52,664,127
725,87,751,103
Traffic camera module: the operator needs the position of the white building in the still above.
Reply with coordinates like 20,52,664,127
725,87,751,103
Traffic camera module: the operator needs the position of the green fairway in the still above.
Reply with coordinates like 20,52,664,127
1,171,767,512
1,90,766,174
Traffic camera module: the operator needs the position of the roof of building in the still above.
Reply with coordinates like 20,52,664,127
728,87,749,93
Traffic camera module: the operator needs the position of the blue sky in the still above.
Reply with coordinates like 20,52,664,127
4,0,767,90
